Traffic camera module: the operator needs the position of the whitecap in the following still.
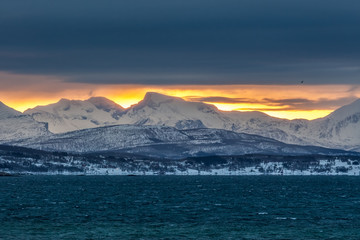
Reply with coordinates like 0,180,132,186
258,212,268,215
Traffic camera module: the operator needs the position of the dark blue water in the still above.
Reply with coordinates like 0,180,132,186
1,176,360,239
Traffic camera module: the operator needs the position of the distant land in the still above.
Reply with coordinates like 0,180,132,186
1,145,359,176
0,92,359,175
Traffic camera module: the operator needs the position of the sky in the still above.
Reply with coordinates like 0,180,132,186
0,0,360,119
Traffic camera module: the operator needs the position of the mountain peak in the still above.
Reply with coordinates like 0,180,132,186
87,97,124,111
0,101,22,119
143,92,184,103
134,92,185,109
30,97,125,112
57,98,73,104
326,98,360,120
24,96,127,133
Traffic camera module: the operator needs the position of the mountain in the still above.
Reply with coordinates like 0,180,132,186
112,93,314,146
1,95,358,174
22,93,360,151
1,144,359,175
307,99,360,151
23,93,290,137
115,93,360,150
117,92,234,129
236,98,360,151
0,101,22,119
0,101,50,143
21,125,351,159
120,94,360,151
25,97,125,133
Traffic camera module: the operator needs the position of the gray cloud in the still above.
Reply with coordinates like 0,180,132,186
262,98,314,107
189,96,359,110
187,97,261,104
347,85,360,93
0,0,360,85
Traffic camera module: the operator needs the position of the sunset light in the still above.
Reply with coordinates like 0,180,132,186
2,79,359,120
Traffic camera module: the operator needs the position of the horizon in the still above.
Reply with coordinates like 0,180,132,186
2,89,359,121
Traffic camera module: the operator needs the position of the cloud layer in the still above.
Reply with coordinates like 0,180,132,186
0,0,360,85
188,96,358,111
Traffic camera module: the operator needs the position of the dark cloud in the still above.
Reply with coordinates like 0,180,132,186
0,0,360,84
190,96,359,110
188,97,261,104
262,98,313,107
347,85,360,93
260,97,358,110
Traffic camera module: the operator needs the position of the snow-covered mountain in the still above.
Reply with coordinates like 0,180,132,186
0,101,22,119
230,99,360,151
25,97,125,133
0,101,50,143
308,99,360,151
118,92,235,129
18,92,360,151
21,125,350,159
118,93,360,151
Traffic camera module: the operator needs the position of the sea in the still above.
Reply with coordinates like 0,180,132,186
1,176,360,240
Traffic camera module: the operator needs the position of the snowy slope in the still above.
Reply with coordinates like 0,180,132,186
21,125,351,159
25,97,125,133
307,99,360,151
0,101,21,119
118,92,234,129
234,99,360,151
116,93,315,146
24,93,293,137
117,93,360,151
22,93,360,151
1,145,359,175
224,100,360,151
0,101,50,143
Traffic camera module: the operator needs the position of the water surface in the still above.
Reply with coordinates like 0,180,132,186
1,176,360,239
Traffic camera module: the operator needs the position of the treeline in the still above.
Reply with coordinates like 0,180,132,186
0,145,359,174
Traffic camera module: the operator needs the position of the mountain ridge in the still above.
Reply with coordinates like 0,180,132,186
25,97,125,133
2,93,360,152
0,101,22,119
0,101,50,143
19,124,355,159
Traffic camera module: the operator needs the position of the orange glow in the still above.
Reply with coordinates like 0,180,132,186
199,103,334,120
0,71,359,120
262,110,333,120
